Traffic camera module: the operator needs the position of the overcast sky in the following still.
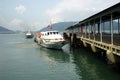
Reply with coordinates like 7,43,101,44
0,0,120,31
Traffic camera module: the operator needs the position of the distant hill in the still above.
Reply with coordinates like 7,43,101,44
0,26,14,34
40,22,77,32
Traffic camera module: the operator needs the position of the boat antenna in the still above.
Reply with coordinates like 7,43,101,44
48,20,52,29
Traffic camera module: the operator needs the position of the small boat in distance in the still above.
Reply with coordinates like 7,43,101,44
34,30,66,49
25,30,34,38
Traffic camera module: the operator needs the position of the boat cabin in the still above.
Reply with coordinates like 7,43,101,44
41,31,59,36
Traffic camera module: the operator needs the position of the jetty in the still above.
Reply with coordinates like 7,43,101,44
64,2,120,64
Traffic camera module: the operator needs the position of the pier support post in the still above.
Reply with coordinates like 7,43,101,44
106,50,115,64
118,18,120,33
83,41,88,47
72,33,77,48
91,44,97,53
69,33,72,47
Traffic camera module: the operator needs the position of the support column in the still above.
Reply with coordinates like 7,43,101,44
100,17,102,42
118,18,120,33
85,24,86,38
89,22,90,39
77,27,79,34
91,24,93,40
110,13,113,45
106,50,115,64
98,23,100,34
103,22,105,32
91,44,97,53
69,33,72,47
94,20,95,40
81,26,83,37
79,26,81,36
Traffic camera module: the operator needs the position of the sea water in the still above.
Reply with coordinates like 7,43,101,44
0,33,120,80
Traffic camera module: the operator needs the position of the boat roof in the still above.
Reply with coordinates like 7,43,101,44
41,30,59,33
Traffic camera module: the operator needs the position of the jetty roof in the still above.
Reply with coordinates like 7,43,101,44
66,2,120,30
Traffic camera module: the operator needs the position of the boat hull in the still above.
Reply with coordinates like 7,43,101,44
26,34,34,38
36,37,65,49
39,41,65,49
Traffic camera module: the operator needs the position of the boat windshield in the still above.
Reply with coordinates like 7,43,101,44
47,32,59,35
41,31,59,36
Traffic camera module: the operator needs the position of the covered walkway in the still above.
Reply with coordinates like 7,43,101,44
65,2,120,63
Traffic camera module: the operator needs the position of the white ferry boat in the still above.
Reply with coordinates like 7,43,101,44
35,30,66,49
25,31,34,38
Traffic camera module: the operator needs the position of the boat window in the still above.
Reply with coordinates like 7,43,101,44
53,32,56,34
47,32,49,35
50,32,52,34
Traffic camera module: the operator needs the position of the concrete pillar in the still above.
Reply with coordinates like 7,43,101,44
98,23,100,34
118,18,120,33
106,50,115,64
89,22,90,39
83,41,88,47
85,24,86,38
100,17,102,42
103,22,105,32
81,26,83,37
93,21,95,40
91,44,97,53
69,33,72,47
72,33,77,48
110,13,113,45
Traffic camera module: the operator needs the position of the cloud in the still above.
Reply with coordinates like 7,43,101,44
9,19,41,31
9,18,28,31
0,17,5,25
0,17,8,27
46,0,120,22
15,5,26,14
30,22,41,31
10,18,23,26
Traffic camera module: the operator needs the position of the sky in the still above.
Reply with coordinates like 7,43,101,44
0,0,120,31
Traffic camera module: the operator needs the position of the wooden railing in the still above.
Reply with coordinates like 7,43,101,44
76,33,120,46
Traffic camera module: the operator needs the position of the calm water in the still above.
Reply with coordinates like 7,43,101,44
0,34,120,80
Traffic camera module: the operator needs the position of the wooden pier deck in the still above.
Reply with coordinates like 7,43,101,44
65,2,120,64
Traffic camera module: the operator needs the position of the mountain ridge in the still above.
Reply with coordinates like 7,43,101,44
0,26,14,34
40,22,77,32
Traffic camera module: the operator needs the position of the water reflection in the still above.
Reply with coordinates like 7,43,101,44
38,46,70,63
35,45,80,80
1,33,120,80
36,44,120,80
72,48,120,80
0,34,79,80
